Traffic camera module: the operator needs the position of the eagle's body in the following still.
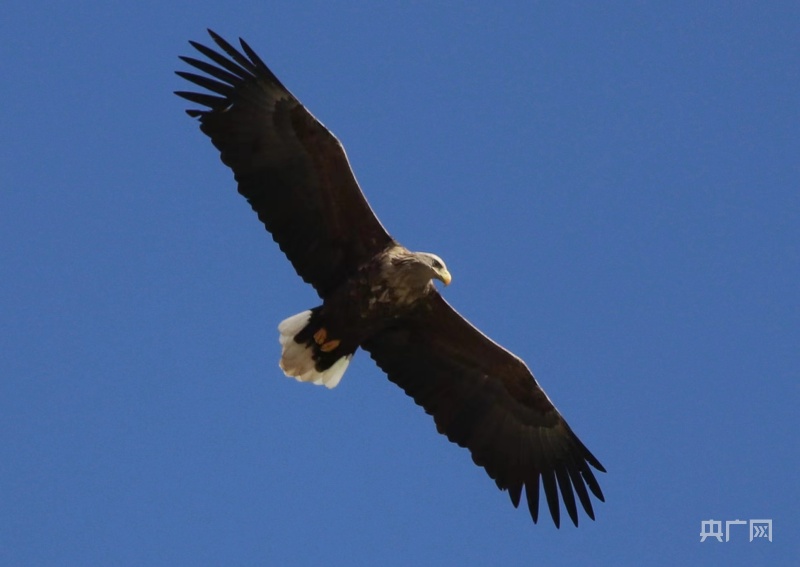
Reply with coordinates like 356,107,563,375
176,30,606,527
279,246,450,387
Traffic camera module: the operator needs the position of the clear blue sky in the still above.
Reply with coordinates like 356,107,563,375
2,2,797,565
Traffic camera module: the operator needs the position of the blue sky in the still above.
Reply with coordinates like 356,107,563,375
2,2,798,565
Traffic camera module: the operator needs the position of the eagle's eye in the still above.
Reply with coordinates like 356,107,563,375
432,259,442,269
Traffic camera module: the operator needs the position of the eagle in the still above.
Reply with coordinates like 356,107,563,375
176,30,605,527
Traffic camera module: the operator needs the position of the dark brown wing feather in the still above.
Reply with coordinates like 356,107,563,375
176,30,394,296
362,293,605,527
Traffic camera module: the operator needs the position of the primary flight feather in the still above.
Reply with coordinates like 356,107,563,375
176,29,605,527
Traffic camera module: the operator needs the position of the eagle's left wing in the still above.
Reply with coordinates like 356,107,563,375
176,31,394,297
362,292,605,527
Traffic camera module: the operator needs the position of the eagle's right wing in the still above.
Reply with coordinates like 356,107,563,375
363,292,606,527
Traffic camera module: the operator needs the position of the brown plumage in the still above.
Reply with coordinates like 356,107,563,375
176,29,605,527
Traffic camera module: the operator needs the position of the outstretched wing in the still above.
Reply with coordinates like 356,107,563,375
362,293,605,527
176,30,394,297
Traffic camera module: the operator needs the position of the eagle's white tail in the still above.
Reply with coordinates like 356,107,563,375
278,310,351,389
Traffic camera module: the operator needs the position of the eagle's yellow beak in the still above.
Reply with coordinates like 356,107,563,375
439,269,452,286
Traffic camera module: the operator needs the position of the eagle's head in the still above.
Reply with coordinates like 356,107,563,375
393,250,451,289
415,252,452,287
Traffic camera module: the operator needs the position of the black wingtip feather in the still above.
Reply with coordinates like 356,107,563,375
575,436,606,473
555,466,579,527
237,37,286,89
592,458,608,474
175,71,234,96
174,90,227,109
541,470,560,528
179,55,242,86
565,460,596,521
239,37,266,68
508,483,523,508
582,466,605,502
584,450,606,473
188,40,252,80
206,31,258,75
525,475,541,524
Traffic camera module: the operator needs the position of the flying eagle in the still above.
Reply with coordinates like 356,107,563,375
176,30,605,527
